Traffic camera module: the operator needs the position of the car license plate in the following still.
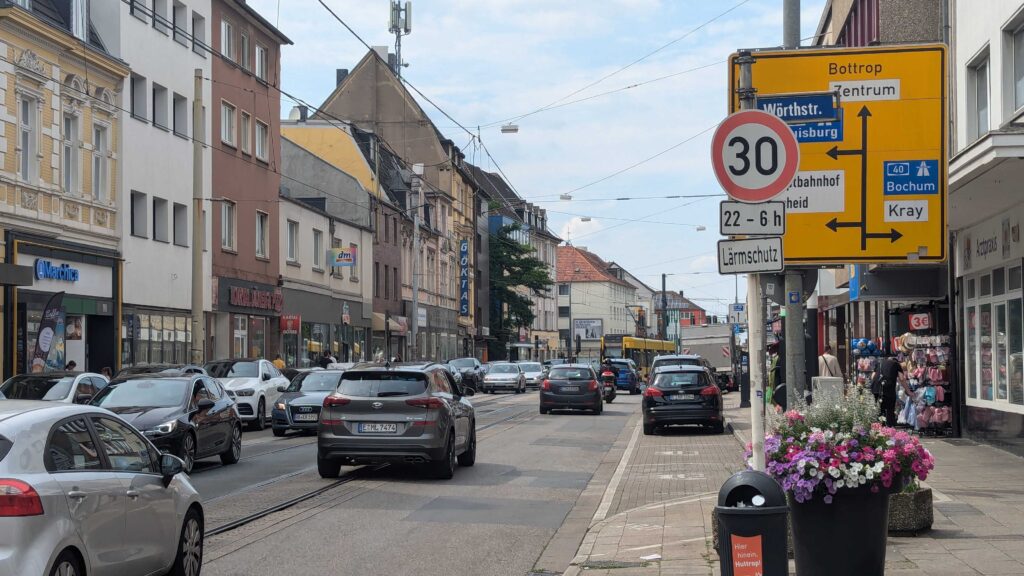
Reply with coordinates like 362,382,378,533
359,423,398,433
669,394,696,401
561,386,580,392
294,413,319,422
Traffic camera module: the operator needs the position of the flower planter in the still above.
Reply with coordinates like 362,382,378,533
789,484,889,576
888,487,933,535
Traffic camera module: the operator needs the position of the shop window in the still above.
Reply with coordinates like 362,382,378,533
981,274,992,297
1012,267,1023,291
997,303,1008,401
967,306,977,399
981,303,993,400
968,278,976,299
233,315,248,358
994,267,1006,296
1010,298,1023,405
249,317,266,358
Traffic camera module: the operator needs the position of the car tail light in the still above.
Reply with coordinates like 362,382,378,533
0,479,43,517
541,380,551,391
587,380,599,391
406,397,445,409
701,385,720,397
323,394,350,407
643,386,663,398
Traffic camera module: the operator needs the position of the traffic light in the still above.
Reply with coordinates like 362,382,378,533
575,334,582,355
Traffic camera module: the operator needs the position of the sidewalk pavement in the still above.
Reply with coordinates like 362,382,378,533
561,393,1024,576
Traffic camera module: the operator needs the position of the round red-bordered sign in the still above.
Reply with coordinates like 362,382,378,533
711,110,800,203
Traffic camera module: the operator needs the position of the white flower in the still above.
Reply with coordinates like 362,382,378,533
837,479,845,488
829,467,841,478
866,470,874,480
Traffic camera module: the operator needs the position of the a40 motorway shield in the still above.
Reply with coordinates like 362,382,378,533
729,44,947,264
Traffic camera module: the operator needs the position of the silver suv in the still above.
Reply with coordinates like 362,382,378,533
317,363,476,479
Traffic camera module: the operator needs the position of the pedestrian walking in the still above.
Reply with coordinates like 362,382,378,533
65,360,77,371
318,352,331,369
879,356,911,426
818,345,844,381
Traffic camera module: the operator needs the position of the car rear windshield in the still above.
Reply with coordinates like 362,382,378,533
450,358,476,369
549,367,593,380
0,375,74,400
289,371,344,392
490,364,518,374
654,372,706,388
204,361,258,378
92,379,188,408
519,363,542,372
337,373,428,397
654,358,701,370
0,435,11,463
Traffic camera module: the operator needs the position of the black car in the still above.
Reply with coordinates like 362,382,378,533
272,369,346,436
642,365,724,435
91,373,242,473
539,364,602,415
448,358,484,390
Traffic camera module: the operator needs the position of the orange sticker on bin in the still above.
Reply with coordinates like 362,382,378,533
731,534,763,576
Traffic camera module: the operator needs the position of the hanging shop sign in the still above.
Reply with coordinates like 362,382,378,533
956,209,1022,277
280,315,301,335
909,312,932,331
342,302,351,325
328,247,357,267
459,239,470,316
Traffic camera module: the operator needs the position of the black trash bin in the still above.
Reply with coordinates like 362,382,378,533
716,470,788,576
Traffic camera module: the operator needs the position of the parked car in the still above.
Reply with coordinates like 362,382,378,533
272,369,346,436
448,357,484,389
116,363,208,377
281,366,322,383
543,358,567,368
481,362,526,394
0,401,203,576
91,373,242,473
0,371,108,404
539,364,602,414
205,358,290,430
317,362,476,480
648,354,713,384
642,365,724,435
516,362,546,389
607,358,641,394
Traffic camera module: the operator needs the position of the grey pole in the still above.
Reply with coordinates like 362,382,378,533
190,68,206,365
661,273,668,341
784,0,801,49
410,163,423,360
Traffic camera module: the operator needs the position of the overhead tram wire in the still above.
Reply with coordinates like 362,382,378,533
479,0,752,128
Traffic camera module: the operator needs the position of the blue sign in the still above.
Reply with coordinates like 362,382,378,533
787,291,800,305
34,259,79,282
758,93,837,124
849,265,861,301
883,160,939,195
459,239,470,316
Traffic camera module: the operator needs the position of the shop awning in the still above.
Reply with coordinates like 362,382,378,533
372,313,408,335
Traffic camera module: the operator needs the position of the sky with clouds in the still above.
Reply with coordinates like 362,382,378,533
249,0,826,318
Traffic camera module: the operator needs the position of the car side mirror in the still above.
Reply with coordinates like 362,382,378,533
75,393,92,404
196,398,215,410
463,386,475,397
161,453,184,486
276,385,287,393
262,373,271,381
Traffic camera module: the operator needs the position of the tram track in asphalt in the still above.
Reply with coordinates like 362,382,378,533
204,393,542,537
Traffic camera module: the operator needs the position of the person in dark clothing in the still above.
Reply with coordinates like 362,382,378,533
318,353,331,369
879,356,909,426
600,358,620,378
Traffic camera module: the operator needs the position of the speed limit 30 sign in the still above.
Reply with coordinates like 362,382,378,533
711,110,800,203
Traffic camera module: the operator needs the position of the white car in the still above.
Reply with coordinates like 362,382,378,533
0,401,202,576
482,363,526,394
516,362,546,389
204,358,289,430
0,371,109,403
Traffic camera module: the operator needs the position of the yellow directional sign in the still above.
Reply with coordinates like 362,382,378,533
729,45,947,264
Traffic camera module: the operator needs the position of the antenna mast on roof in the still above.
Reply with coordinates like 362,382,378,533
388,1,412,77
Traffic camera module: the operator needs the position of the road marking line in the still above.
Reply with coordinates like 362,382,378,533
592,418,642,525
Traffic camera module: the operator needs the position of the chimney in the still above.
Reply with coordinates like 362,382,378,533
299,106,308,122
336,68,349,86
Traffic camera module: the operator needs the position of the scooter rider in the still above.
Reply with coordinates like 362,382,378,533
600,358,620,379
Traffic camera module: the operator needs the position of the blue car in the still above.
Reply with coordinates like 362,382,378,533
609,359,641,395
272,369,346,436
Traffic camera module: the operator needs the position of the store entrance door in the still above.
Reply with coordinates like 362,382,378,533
86,315,115,373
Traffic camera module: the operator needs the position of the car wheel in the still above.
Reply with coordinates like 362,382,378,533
595,402,603,415
630,386,639,395
539,407,549,415
220,425,242,465
711,422,725,434
272,427,287,437
643,422,656,435
179,432,196,474
457,425,476,467
170,508,203,576
432,432,456,480
318,455,342,478
50,549,82,576
249,399,266,431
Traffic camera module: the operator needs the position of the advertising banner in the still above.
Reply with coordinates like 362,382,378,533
328,247,357,267
573,319,603,340
32,291,65,373
459,239,470,316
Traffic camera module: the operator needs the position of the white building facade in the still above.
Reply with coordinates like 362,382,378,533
93,0,213,367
